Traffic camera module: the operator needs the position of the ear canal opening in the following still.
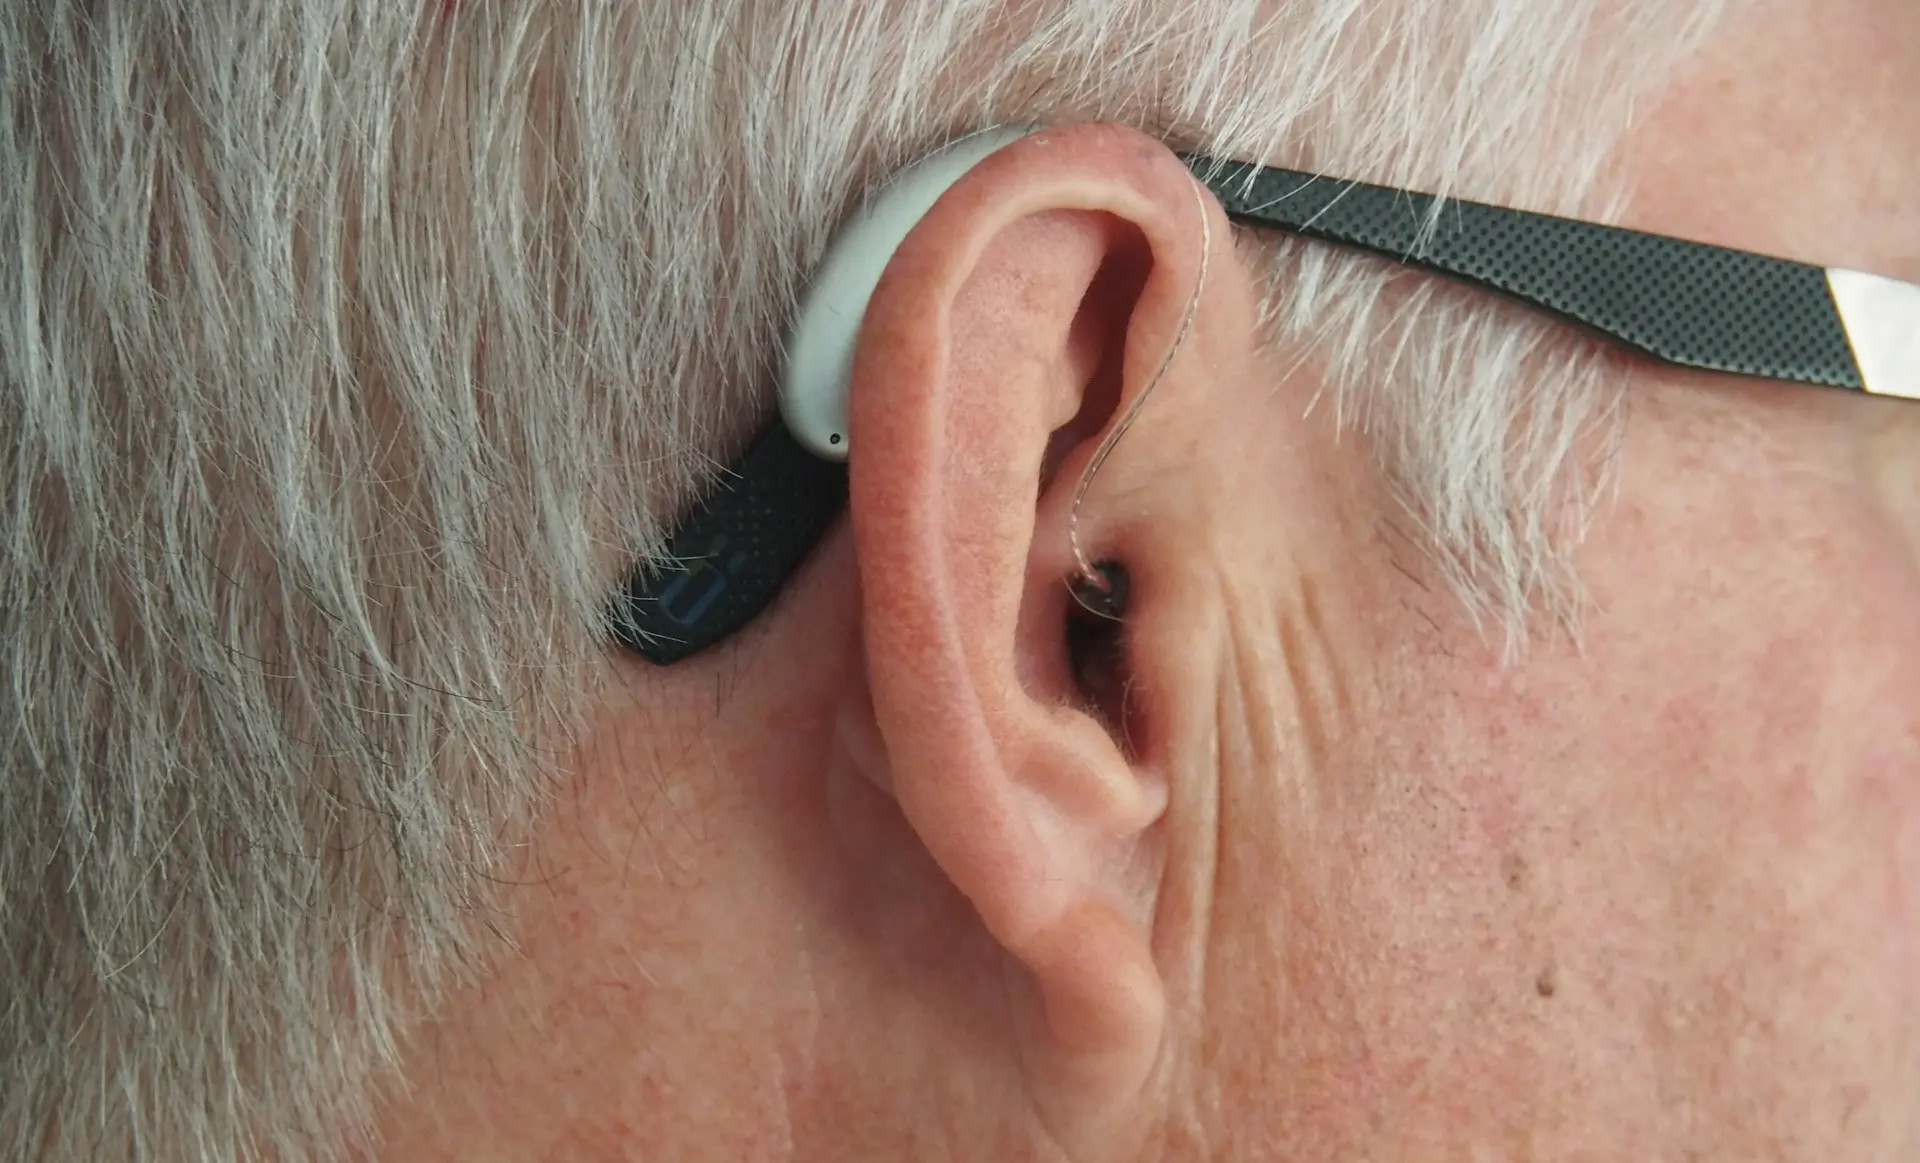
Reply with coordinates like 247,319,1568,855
1065,560,1139,757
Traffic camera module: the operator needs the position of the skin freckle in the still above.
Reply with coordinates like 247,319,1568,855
1503,851,1528,892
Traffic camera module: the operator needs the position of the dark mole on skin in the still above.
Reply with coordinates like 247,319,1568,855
1536,964,1558,999
1502,851,1527,892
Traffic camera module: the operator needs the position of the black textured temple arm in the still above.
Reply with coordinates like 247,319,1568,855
1181,155,1871,390
610,151,1920,669
607,425,848,665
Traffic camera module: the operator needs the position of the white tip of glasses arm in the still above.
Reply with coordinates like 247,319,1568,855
1828,268,1920,402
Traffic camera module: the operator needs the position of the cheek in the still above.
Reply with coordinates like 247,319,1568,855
1854,742,1920,986
1781,497,1920,952
1261,502,1920,1152
1814,550,1920,996
1568,487,1920,973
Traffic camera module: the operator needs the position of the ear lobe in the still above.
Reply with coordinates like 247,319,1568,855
841,123,1217,1148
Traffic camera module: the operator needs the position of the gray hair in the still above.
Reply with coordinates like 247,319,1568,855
1,1,1722,1159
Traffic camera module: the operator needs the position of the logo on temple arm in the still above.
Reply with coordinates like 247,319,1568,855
653,534,752,628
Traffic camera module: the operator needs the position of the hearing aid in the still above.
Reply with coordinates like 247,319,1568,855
781,124,1041,459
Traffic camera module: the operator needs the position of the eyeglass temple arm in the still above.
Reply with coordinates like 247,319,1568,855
606,424,847,665
609,154,1920,667
1180,155,1920,401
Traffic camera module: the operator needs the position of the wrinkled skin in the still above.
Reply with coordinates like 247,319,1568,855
371,1,1920,1159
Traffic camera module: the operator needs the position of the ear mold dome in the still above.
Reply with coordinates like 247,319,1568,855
780,125,1040,461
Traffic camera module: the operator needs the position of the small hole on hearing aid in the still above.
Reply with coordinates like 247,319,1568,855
830,433,842,445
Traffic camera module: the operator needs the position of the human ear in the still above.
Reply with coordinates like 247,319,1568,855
839,122,1228,1154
